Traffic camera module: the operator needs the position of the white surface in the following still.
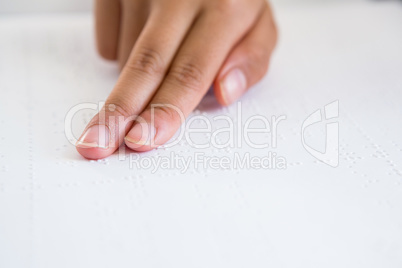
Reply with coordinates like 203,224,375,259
1,2,402,268
0,0,92,13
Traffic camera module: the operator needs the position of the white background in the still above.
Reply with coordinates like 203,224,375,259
0,0,402,268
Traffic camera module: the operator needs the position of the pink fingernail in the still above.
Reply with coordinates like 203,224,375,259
220,68,247,105
125,123,156,147
76,125,110,149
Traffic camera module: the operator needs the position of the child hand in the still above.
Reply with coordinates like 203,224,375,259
76,0,277,159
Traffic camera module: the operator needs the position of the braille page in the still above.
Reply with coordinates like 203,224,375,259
1,2,402,268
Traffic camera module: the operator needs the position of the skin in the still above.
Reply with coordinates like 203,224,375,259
76,0,278,159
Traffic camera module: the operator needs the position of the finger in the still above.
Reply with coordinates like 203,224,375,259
76,4,199,160
124,8,259,151
95,0,121,60
118,0,149,69
214,3,278,106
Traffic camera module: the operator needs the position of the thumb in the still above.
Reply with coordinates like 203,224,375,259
214,3,277,106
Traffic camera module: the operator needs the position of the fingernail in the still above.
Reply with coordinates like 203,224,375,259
125,123,156,147
220,68,247,105
76,125,110,149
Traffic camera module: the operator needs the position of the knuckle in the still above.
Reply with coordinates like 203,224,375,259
250,47,269,63
215,0,237,11
168,61,204,90
150,105,183,125
104,100,134,118
87,102,134,129
212,0,242,16
249,49,270,74
125,48,164,76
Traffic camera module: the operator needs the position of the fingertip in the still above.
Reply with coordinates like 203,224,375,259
213,79,229,106
75,124,114,160
124,138,155,152
214,68,247,106
124,107,183,152
76,146,114,160
213,2,277,107
124,122,157,152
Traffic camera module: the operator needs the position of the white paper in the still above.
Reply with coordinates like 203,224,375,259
1,2,402,267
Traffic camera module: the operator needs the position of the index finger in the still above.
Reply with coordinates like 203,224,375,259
76,5,198,159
